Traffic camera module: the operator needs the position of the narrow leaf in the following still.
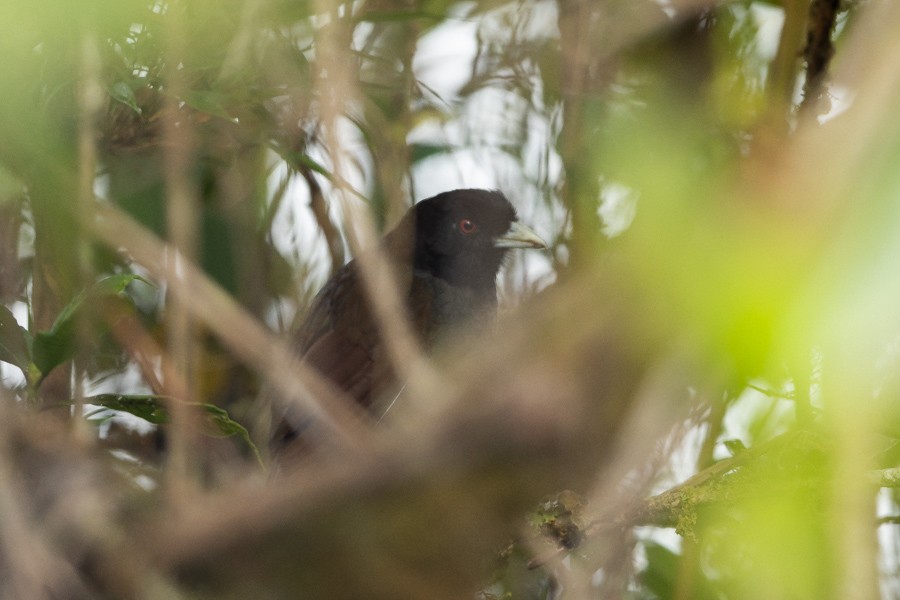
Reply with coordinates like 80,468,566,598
108,81,142,114
91,394,169,424
410,142,452,164
32,274,151,379
87,394,262,464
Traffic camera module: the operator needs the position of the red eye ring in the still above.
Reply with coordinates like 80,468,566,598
459,218,477,235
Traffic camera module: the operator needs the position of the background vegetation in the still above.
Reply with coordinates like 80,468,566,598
1,0,899,598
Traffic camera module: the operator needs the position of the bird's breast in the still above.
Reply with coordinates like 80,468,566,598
410,271,497,346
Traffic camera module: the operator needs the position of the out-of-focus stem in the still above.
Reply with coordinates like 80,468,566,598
310,0,439,419
75,31,103,443
163,0,200,499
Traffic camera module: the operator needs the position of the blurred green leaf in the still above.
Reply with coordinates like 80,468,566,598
723,439,748,456
201,212,238,295
410,142,452,164
201,403,263,466
639,542,680,599
92,394,169,424
87,394,261,462
200,403,252,440
640,541,718,600
32,274,151,380
183,90,235,122
284,151,332,178
108,81,142,114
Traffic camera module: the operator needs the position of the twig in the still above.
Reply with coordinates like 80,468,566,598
310,0,440,418
75,31,103,444
162,0,201,497
87,202,373,451
767,0,809,111
301,166,345,275
801,0,841,113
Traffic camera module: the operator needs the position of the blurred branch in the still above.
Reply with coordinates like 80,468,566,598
591,433,815,533
556,0,603,265
584,434,900,538
152,425,571,599
801,0,840,113
301,166,345,275
102,296,181,399
74,31,103,443
353,3,419,225
87,202,373,450
767,0,809,114
162,0,202,495
311,0,439,417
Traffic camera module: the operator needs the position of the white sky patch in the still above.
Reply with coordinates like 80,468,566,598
0,363,23,388
818,84,855,124
412,148,499,197
408,3,564,299
717,384,794,459
269,160,325,262
598,179,638,238
877,488,900,597
413,18,479,102
267,113,374,315
0,301,28,388
750,2,784,62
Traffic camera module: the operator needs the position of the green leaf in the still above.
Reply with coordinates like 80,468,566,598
87,394,262,464
32,274,151,380
108,81,142,114
199,404,262,465
410,142,452,164
182,90,235,121
639,542,680,600
640,542,718,600
724,438,748,456
91,394,169,424
289,151,332,177
0,304,31,374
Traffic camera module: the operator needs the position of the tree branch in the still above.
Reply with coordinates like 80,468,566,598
801,0,841,113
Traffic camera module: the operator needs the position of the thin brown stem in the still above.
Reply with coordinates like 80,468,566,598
801,0,841,114
87,202,373,450
75,31,102,443
162,0,203,499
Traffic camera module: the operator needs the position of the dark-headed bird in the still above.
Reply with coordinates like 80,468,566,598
274,189,546,446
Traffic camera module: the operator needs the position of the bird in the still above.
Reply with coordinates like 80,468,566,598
273,189,546,446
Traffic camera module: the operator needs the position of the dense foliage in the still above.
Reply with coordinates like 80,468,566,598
1,0,899,598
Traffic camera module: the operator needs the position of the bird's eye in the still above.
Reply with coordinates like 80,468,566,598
458,218,477,235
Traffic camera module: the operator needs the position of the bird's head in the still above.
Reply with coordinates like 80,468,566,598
400,189,546,290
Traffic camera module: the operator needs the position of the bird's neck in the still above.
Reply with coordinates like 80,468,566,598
417,248,506,291
413,268,498,345
413,264,498,298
